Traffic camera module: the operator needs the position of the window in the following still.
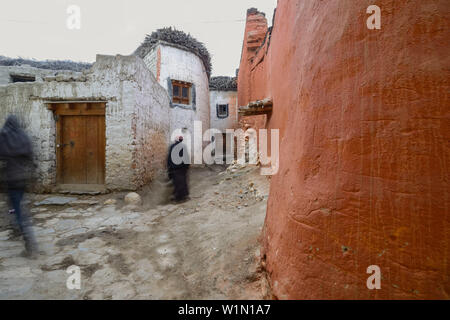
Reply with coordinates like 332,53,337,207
216,104,229,119
171,80,192,105
10,74,35,83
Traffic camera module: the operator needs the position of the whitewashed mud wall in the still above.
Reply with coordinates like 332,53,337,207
143,43,210,146
142,48,159,80
0,55,170,191
130,55,171,188
209,90,238,132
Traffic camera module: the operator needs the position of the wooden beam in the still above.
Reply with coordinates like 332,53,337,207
44,100,107,104
49,102,106,116
238,98,273,116
239,106,273,116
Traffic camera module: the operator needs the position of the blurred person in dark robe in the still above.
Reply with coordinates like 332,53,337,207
167,136,190,203
0,115,37,258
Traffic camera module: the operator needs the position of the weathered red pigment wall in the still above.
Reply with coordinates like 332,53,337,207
239,0,450,299
237,9,270,131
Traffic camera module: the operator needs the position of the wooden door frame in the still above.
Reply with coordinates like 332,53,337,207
47,102,106,185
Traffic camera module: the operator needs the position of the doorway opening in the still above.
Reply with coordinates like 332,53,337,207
48,102,106,191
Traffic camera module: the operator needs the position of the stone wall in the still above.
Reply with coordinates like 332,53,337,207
0,55,170,191
0,83,56,190
238,0,450,299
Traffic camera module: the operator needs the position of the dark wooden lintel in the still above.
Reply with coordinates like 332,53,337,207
238,98,273,116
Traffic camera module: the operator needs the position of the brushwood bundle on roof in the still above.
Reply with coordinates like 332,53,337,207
134,27,212,79
0,56,92,72
247,7,266,16
209,76,237,91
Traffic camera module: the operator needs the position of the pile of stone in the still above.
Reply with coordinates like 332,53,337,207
226,160,248,173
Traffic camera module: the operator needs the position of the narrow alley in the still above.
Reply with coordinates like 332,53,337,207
0,0,448,303
0,164,270,299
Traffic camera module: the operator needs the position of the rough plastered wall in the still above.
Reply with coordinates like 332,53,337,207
237,9,269,132
142,46,161,82
0,83,55,189
0,55,170,191
145,43,210,144
209,90,238,132
238,0,450,299
130,57,171,187
209,90,239,162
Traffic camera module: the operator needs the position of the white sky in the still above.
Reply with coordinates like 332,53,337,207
0,0,277,77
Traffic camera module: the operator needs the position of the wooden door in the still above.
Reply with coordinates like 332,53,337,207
221,133,227,160
51,103,106,185
61,115,86,184
85,116,105,184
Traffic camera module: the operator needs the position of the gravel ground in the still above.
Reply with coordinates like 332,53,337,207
0,165,271,300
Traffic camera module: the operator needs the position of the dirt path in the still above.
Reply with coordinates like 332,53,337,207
0,165,270,299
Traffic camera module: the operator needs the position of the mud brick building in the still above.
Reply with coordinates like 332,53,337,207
0,27,239,191
209,76,238,162
0,55,170,192
135,28,211,144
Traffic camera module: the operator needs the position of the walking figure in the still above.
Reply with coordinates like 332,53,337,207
0,115,38,258
167,136,190,203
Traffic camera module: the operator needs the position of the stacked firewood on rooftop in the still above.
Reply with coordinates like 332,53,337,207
134,27,212,79
0,56,92,72
209,76,237,91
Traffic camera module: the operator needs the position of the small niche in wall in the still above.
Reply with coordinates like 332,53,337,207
10,74,36,83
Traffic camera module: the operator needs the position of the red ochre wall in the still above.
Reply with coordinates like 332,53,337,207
238,0,450,299
237,8,270,131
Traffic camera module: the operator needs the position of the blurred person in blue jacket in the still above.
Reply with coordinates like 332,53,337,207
0,115,38,258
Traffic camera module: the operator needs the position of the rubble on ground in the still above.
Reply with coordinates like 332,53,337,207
124,193,142,205
0,166,270,299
